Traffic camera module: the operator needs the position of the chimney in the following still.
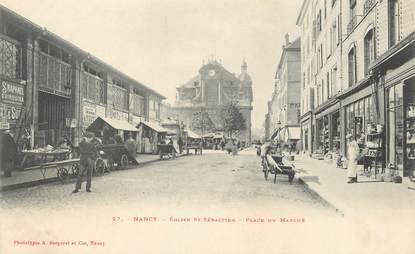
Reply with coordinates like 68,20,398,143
285,33,290,46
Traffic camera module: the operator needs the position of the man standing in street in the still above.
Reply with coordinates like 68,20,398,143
1,130,17,177
125,133,137,159
72,132,97,193
177,137,184,154
346,133,360,183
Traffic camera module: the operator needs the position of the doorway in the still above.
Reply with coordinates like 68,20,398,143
37,91,70,147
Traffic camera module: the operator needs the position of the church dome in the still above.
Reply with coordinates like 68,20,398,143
238,72,252,82
238,58,252,82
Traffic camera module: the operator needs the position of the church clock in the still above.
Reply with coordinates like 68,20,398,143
208,69,216,77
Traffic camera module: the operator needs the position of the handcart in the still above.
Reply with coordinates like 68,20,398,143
39,158,80,183
157,144,177,159
263,154,296,184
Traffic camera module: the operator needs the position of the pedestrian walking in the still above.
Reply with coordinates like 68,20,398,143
72,132,97,193
225,139,233,154
232,140,238,156
125,134,137,159
177,137,184,154
1,130,17,177
346,133,360,183
220,139,225,150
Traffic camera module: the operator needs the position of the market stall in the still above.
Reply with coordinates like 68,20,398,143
137,121,169,154
184,129,202,154
86,116,138,143
86,117,139,169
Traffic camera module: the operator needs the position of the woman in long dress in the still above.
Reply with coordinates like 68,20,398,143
346,133,360,183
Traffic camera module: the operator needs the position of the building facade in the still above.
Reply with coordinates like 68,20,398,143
266,35,301,144
296,0,415,177
172,59,253,144
0,5,165,149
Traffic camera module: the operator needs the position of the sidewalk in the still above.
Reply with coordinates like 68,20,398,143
0,153,188,192
292,154,415,217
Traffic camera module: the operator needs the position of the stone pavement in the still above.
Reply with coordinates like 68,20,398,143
292,154,415,217
0,153,189,192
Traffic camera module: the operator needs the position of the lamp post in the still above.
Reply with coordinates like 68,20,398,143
276,120,282,141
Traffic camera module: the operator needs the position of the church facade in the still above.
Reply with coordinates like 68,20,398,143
173,59,253,144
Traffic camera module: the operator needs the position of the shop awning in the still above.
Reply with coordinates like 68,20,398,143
271,126,300,142
202,133,215,138
186,130,201,139
87,116,138,132
139,121,170,133
213,133,224,139
284,127,301,141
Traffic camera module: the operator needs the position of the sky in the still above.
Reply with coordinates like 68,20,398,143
1,0,302,132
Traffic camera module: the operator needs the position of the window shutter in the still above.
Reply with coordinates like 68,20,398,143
364,37,370,75
336,15,340,45
348,50,354,87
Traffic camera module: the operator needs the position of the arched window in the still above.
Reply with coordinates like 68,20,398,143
364,28,375,75
348,44,357,87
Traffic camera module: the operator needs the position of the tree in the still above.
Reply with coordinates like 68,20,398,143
191,110,215,134
219,101,246,138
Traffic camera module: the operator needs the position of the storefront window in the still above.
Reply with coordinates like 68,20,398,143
346,103,355,137
405,81,415,176
331,111,341,152
344,95,375,154
316,116,330,154
387,83,404,170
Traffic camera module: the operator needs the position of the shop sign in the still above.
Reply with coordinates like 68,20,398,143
1,80,25,106
83,101,97,127
66,118,77,128
111,110,128,122
0,121,10,130
0,103,22,121
96,105,106,118
132,115,144,126
82,100,107,127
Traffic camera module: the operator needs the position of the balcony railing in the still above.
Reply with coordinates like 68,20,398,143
38,52,72,96
0,34,22,80
131,93,145,116
347,15,358,35
110,84,128,111
364,0,376,15
82,72,105,104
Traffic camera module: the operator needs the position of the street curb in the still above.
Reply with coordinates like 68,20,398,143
0,177,59,192
0,153,193,192
296,175,345,217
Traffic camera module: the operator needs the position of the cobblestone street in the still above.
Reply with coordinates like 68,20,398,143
0,150,346,254
0,149,332,213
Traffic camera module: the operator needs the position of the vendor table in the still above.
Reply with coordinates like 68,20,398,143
20,149,71,169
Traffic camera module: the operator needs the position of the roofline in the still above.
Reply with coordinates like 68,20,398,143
0,4,166,99
275,37,301,78
296,0,309,26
